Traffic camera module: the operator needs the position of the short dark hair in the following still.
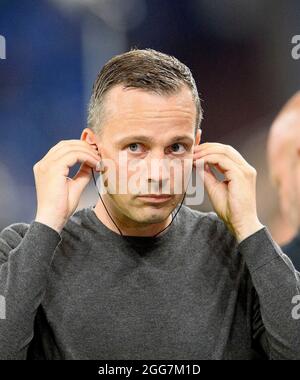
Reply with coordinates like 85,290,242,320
87,48,202,134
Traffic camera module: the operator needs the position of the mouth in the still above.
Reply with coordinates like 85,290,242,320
137,194,173,203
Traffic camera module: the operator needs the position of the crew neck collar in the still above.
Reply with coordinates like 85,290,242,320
85,204,181,245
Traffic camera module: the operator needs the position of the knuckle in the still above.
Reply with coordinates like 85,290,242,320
226,144,234,153
57,140,66,147
37,160,47,173
247,166,256,176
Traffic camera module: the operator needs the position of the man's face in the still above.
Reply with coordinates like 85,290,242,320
268,132,300,229
96,84,199,226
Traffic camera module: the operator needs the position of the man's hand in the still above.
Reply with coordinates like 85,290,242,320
193,143,264,243
33,140,101,234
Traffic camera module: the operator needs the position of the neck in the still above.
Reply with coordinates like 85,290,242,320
92,196,173,237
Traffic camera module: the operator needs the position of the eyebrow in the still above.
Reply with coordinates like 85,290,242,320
115,135,194,146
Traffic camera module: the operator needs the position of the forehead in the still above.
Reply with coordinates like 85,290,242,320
102,84,196,126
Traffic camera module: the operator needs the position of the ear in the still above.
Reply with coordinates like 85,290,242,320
80,128,97,145
81,128,102,157
195,128,202,145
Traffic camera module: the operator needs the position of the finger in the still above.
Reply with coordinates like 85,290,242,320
69,162,93,198
202,163,227,197
195,143,246,166
193,145,201,153
197,159,228,175
52,141,99,157
48,145,100,164
192,146,202,160
197,153,244,180
44,140,99,160
194,144,242,161
194,150,244,170
53,151,100,172
203,165,228,194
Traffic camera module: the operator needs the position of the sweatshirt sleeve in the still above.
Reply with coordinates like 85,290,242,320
238,227,300,360
0,221,62,359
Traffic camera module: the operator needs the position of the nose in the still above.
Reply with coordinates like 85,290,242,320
145,149,171,191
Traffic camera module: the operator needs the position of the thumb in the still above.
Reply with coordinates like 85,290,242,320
69,162,93,199
203,163,220,196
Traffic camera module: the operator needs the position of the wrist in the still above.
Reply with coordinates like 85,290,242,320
234,218,265,243
35,214,65,234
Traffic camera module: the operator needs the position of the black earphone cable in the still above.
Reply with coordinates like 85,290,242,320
91,169,123,235
91,168,191,238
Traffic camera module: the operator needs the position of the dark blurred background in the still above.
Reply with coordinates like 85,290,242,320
0,0,299,243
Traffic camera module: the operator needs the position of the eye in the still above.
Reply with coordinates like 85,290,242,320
168,143,187,154
127,143,144,153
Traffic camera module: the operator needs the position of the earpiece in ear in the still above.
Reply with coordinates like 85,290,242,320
96,160,104,172
91,143,99,150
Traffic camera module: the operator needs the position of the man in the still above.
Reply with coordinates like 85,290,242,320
268,92,300,271
0,49,299,360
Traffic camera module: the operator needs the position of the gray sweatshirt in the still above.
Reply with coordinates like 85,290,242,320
0,205,299,360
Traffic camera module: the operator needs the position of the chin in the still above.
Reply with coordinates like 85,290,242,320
135,208,171,225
